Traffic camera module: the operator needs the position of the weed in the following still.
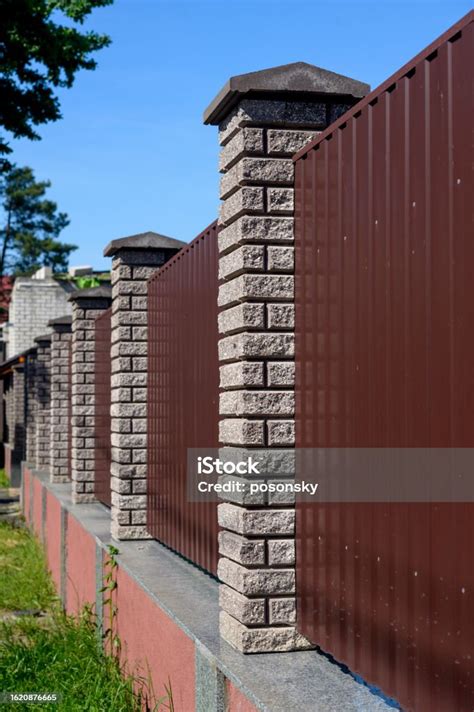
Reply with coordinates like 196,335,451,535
0,469,10,489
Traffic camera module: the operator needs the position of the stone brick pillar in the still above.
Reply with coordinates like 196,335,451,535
103,231,185,540
48,316,72,483
25,349,38,465
204,63,369,652
5,367,22,448
12,365,25,455
5,363,26,483
69,287,112,504
34,334,52,470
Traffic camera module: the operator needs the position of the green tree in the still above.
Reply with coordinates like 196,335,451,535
0,165,77,275
0,0,113,161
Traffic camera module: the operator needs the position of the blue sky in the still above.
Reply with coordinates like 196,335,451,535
9,0,473,271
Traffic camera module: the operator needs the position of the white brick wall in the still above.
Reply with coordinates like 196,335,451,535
8,276,72,358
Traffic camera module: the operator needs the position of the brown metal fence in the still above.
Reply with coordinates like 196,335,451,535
294,13,473,712
95,308,112,507
147,221,219,576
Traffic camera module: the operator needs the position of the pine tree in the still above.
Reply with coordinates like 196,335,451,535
0,165,77,276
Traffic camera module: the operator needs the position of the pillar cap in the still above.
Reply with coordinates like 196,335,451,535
34,333,52,344
48,315,72,327
68,285,112,302
103,231,186,257
203,61,370,125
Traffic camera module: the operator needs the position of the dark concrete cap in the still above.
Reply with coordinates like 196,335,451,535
0,346,36,374
48,315,72,327
34,333,52,344
68,285,112,302
103,231,186,257
204,62,370,124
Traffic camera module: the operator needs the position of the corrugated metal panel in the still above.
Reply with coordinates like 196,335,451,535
295,13,473,711
147,221,219,576
95,308,112,507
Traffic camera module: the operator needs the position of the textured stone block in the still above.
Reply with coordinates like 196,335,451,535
220,362,264,388
218,531,265,565
219,187,264,226
112,250,166,266
220,611,314,653
218,274,294,307
220,390,294,416
219,332,294,361
115,281,148,296
111,403,147,418
267,539,295,566
267,303,295,329
266,129,317,155
111,433,147,448
218,558,295,595
267,420,295,445
111,524,152,540
112,310,147,326
267,246,294,272
218,503,295,535
131,510,147,524
218,99,327,145
268,598,296,625
267,188,294,214
219,419,265,446
218,303,265,335
220,158,294,199
218,216,293,254
111,492,147,510
219,245,264,280
112,373,147,387
219,585,265,626
268,480,296,505
132,265,158,279
219,128,264,172
267,362,295,386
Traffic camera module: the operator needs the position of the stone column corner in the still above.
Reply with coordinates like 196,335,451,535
48,315,73,483
33,333,52,472
103,230,185,541
68,286,112,504
204,62,369,653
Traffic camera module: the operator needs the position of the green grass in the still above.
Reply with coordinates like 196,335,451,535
0,522,55,611
0,522,171,711
0,469,10,489
0,612,145,711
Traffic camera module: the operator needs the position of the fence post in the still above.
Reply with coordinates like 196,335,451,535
204,63,369,652
5,362,26,485
25,349,38,467
103,231,185,540
34,334,52,471
48,316,72,483
69,287,112,504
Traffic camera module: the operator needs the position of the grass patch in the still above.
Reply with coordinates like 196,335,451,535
0,612,144,711
0,469,10,489
0,522,55,612
0,522,172,711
